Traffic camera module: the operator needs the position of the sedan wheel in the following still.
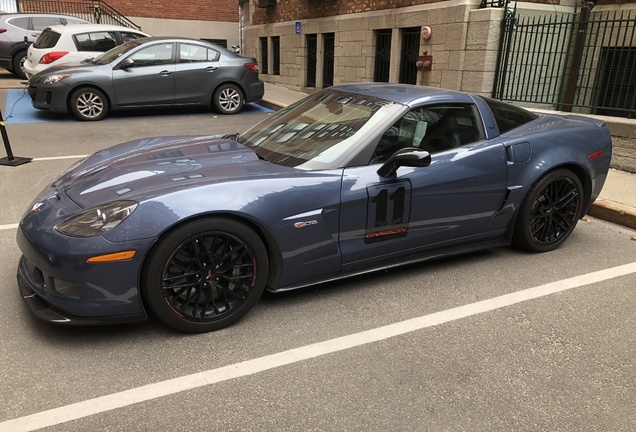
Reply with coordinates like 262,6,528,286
513,169,583,252
143,218,268,333
213,84,244,114
70,87,109,121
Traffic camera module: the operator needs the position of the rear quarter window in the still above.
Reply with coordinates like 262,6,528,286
7,17,29,30
33,29,61,48
31,17,65,31
482,97,538,134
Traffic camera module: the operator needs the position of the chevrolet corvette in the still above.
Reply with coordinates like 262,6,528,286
16,83,612,332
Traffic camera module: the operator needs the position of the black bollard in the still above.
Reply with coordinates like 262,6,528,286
0,106,31,166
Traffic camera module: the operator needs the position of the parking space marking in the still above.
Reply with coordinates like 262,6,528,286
0,223,18,231
2,261,636,432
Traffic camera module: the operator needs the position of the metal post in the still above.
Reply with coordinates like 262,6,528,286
0,107,31,167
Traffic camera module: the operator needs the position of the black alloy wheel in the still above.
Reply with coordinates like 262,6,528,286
143,218,268,333
513,169,583,253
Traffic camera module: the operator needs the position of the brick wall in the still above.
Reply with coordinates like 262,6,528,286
52,0,239,22
253,0,629,24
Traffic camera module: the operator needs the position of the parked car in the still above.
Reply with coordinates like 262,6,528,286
23,24,149,79
27,36,264,120
16,84,612,333
0,12,89,79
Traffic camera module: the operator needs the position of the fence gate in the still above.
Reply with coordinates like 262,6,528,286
492,2,636,119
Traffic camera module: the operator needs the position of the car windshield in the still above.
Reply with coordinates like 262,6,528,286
93,38,147,65
238,90,404,170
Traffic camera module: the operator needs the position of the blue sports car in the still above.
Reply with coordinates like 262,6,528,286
16,83,612,333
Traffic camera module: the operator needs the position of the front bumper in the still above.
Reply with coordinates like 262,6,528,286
17,266,145,326
28,81,71,113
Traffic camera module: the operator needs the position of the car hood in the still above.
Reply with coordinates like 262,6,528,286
54,135,295,208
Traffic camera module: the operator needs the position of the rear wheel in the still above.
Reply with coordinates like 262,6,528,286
513,169,583,252
70,87,109,121
143,218,268,333
212,83,244,114
12,50,27,80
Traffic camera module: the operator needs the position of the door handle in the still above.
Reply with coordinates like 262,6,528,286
205,66,217,72
160,70,173,76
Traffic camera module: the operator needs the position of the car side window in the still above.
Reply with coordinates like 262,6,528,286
7,17,29,30
120,31,145,43
74,31,118,52
370,104,483,164
66,18,88,25
31,17,64,31
178,44,219,62
129,43,174,66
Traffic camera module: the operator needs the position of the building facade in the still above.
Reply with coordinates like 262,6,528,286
242,0,634,103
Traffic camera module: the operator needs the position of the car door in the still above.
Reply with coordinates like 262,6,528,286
174,43,222,103
339,103,508,267
112,42,175,106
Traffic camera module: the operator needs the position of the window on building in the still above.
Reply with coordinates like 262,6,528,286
306,34,317,87
323,33,335,88
272,36,280,75
260,37,269,74
399,27,420,85
374,29,392,83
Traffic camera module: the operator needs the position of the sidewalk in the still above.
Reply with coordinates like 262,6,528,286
263,82,636,230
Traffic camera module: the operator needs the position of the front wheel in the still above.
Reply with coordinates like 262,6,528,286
143,218,269,333
212,84,244,114
512,169,583,253
70,87,109,121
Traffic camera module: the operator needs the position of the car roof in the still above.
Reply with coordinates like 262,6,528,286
330,83,476,107
43,23,146,34
0,12,86,18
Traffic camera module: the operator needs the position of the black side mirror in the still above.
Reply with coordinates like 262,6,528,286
120,57,134,69
377,147,431,178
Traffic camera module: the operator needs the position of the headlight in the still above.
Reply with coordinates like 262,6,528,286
56,201,138,237
43,74,70,84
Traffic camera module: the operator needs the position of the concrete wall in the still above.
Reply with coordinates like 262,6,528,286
133,17,240,47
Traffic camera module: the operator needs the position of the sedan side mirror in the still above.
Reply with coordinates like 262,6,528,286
377,147,431,178
120,57,135,69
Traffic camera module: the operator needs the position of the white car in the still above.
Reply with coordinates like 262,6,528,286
23,23,149,79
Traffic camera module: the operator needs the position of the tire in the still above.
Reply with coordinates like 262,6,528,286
212,83,244,114
70,87,109,121
142,218,269,333
512,169,583,253
12,51,27,80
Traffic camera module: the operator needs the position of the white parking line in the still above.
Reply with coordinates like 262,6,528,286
2,261,636,432
0,223,18,231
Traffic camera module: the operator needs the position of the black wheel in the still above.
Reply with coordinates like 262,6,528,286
12,51,27,80
70,87,109,121
143,218,268,333
212,83,244,114
513,169,583,252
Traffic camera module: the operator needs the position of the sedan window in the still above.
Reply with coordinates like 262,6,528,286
129,43,174,66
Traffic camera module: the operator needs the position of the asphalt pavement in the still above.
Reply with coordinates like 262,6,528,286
0,76,635,432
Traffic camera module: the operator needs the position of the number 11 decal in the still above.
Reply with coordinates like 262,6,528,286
365,180,411,243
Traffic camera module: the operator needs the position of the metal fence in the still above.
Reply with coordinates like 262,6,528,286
0,0,18,12
16,0,140,29
493,2,636,119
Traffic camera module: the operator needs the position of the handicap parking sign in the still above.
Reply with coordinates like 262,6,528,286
295,22,301,35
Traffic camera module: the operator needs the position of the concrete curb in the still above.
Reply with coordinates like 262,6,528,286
588,199,636,230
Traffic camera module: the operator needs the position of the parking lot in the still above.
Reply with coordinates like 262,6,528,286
1,87,636,431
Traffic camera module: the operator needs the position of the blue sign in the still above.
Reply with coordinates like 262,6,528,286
295,22,301,35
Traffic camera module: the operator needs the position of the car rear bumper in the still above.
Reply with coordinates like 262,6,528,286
244,79,264,103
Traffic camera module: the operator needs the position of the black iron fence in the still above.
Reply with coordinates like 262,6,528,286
493,2,636,119
17,0,140,29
